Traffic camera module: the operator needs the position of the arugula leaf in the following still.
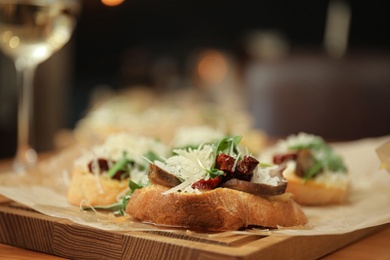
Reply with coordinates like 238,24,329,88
214,136,242,157
119,180,144,215
287,135,348,179
206,168,225,179
83,202,123,213
83,180,145,215
143,151,160,163
303,160,323,180
107,152,131,179
323,151,347,173
128,179,143,192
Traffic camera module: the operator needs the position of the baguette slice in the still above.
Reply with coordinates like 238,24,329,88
67,167,128,206
265,132,350,206
126,184,307,232
67,133,168,207
285,171,349,205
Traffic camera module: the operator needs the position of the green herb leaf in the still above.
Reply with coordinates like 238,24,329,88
328,153,346,171
107,152,131,179
128,179,143,193
144,151,160,162
82,202,122,212
119,180,144,215
207,168,225,179
288,135,347,179
303,161,323,180
214,136,242,157
81,180,145,216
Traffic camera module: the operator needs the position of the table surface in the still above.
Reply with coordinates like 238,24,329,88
0,222,389,259
1,157,390,259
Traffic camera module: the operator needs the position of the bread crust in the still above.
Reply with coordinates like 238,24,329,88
126,184,307,232
285,174,349,205
67,167,128,206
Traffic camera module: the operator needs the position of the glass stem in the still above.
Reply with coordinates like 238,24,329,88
14,62,38,172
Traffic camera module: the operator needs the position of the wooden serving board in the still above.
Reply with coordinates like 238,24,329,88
0,198,384,260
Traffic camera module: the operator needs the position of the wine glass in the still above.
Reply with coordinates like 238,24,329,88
0,0,80,172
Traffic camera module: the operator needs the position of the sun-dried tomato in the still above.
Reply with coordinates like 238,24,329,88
88,158,123,180
216,153,235,173
88,158,110,173
235,155,259,175
191,176,222,190
273,152,298,164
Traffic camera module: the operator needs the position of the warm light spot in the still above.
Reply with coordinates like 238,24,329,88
101,0,125,6
33,46,49,59
9,36,20,48
196,50,228,86
1,31,13,43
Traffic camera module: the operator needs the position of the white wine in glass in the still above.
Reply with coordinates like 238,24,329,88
0,0,80,172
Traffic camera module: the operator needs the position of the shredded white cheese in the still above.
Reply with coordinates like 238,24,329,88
312,170,349,189
278,158,349,188
260,132,349,188
89,157,104,194
156,145,216,194
276,132,321,151
75,133,169,170
74,132,169,192
251,165,286,186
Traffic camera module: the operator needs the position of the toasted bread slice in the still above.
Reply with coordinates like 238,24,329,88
285,171,349,205
67,168,128,206
126,184,307,232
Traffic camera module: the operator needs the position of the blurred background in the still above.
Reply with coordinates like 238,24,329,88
1,0,389,158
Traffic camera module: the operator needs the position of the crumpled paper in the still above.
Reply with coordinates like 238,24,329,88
376,140,390,174
0,136,389,236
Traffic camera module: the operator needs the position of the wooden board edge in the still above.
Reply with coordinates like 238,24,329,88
0,202,387,259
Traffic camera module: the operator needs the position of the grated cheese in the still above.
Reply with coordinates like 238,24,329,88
278,158,349,188
232,152,241,172
90,157,104,194
312,170,349,189
74,133,169,191
265,132,348,182
251,165,286,186
156,145,216,194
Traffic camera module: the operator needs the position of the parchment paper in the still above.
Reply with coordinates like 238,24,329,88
1,136,389,236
